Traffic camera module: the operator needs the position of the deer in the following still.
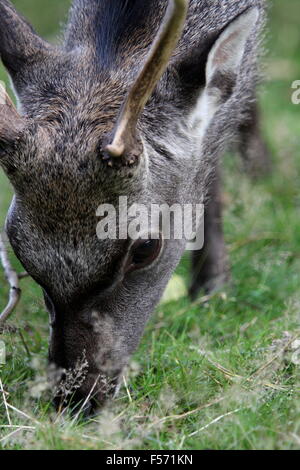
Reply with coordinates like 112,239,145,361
0,0,270,414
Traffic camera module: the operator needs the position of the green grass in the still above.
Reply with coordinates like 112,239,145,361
0,0,299,450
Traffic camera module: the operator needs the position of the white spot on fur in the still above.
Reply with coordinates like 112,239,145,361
188,8,259,148
91,312,128,375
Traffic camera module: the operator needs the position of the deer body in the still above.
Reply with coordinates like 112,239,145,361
0,0,269,413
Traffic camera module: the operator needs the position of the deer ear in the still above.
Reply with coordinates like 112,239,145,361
0,84,26,169
189,8,259,132
0,1,51,79
206,8,259,83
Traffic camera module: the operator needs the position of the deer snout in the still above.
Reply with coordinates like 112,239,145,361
47,304,129,414
54,374,120,416
48,320,125,414
49,360,121,416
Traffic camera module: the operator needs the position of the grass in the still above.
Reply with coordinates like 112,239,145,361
0,0,299,450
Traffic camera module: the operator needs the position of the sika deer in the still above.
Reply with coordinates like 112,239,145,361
0,0,269,413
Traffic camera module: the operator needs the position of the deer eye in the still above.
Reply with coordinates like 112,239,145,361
126,237,162,272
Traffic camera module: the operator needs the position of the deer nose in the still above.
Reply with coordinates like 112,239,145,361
52,369,119,416
53,390,96,417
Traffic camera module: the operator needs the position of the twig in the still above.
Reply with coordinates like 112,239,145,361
0,426,34,444
250,334,299,378
109,400,135,424
290,433,300,446
0,233,28,326
6,403,40,425
123,375,133,404
0,233,21,325
71,374,102,425
146,396,225,430
0,380,38,445
0,377,11,425
194,348,293,391
0,425,35,430
82,434,115,447
188,407,243,437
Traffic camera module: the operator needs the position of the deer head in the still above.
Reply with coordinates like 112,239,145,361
0,0,261,413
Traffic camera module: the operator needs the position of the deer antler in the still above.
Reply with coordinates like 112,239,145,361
0,82,26,145
0,232,28,328
104,0,188,162
0,88,28,328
